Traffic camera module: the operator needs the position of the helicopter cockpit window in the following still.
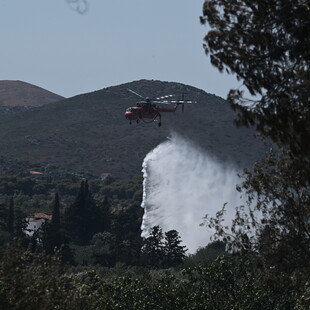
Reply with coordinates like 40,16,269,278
126,108,133,112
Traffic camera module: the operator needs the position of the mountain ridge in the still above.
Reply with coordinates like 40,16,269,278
0,79,265,179
0,80,64,107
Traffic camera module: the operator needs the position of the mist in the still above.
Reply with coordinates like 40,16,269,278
141,133,248,253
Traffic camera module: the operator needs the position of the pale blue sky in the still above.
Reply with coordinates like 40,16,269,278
1,0,239,98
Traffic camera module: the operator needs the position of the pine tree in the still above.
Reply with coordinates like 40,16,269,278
42,193,73,263
141,226,165,268
63,180,103,245
164,230,187,267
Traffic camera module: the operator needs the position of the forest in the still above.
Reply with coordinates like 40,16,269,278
0,0,309,309
0,157,308,309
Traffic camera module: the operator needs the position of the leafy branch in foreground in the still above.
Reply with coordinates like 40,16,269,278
201,0,310,157
200,0,310,274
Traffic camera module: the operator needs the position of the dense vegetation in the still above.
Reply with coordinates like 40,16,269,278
0,173,188,268
0,167,308,309
0,0,309,308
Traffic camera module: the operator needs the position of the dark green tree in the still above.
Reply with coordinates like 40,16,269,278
0,240,95,309
14,208,27,238
63,180,103,245
0,203,10,245
200,0,310,274
141,225,165,268
42,193,73,263
0,203,8,231
91,232,116,267
201,0,310,157
111,204,143,265
184,241,226,266
163,230,187,267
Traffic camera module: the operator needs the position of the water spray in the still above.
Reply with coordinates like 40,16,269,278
141,133,248,253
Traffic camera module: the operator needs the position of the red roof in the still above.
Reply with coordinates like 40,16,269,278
29,171,44,175
32,213,52,221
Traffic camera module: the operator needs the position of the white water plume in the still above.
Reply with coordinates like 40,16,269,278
141,133,248,253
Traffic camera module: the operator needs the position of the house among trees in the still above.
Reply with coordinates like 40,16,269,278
25,213,52,236
29,170,45,180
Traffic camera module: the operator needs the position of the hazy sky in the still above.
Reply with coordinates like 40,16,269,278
1,0,239,98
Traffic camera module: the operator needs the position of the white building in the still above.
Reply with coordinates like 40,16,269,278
25,213,52,236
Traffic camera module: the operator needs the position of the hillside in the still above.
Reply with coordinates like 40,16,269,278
0,80,64,107
0,79,265,179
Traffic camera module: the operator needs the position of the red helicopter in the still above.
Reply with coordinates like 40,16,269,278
125,89,192,127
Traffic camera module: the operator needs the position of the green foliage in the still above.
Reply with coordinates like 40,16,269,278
0,203,8,232
110,204,143,266
142,226,187,268
201,0,309,284
245,150,309,272
142,225,165,268
76,254,307,310
100,177,143,203
0,240,96,310
72,244,94,266
0,230,11,246
0,176,36,196
184,240,226,266
91,232,116,266
0,240,308,309
201,0,309,157
163,230,187,267
63,180,104,245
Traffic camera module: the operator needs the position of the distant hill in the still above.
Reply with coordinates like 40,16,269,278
0,80,64,107
0,79,266,179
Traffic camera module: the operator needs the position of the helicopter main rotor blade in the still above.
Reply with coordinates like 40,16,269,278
170,100,195,104
155,94,175,100
127,88,144,99
154,100,175,105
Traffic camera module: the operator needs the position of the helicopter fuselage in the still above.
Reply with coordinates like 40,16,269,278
125,104,178,124
125,88,187,126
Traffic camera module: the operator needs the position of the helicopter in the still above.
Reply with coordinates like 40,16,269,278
125,88,193,127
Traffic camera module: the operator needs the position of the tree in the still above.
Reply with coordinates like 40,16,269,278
201,0,310,157
163,230,187,267
142,226,188,268
111,204,143,265
200,0,310,273
42,193,73,263
184,241,226,266
141,225,165,268
13,208,27,238
63,180,103,245
91,232,116,267
0,240,95,309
